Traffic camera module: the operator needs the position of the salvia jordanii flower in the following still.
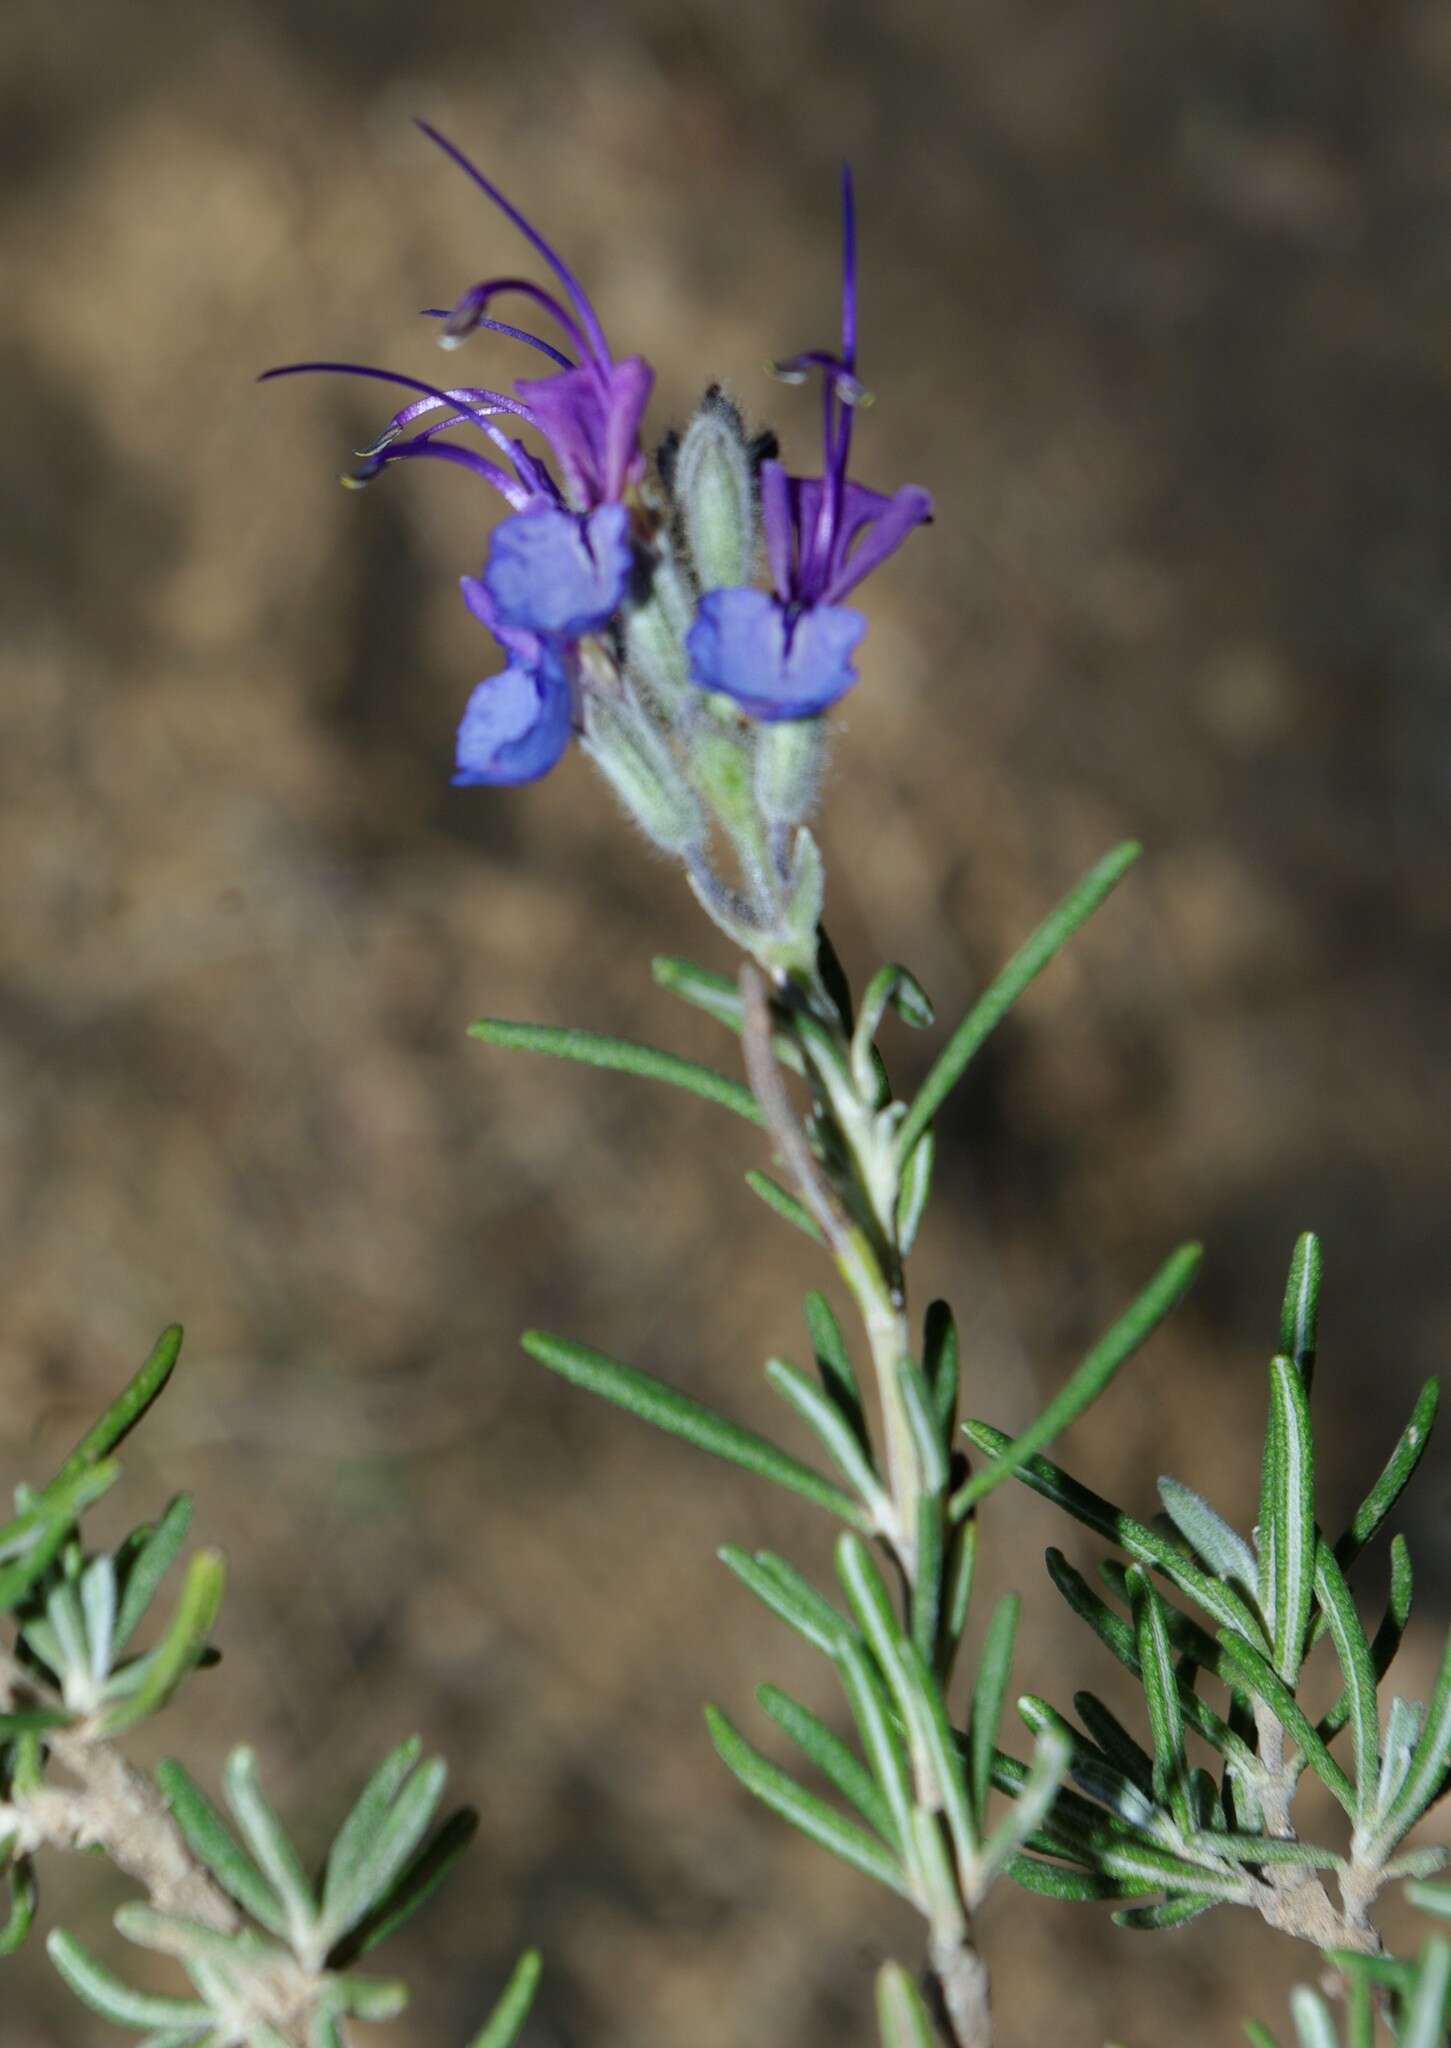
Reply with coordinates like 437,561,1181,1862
262,121,653,785
686,169,933,721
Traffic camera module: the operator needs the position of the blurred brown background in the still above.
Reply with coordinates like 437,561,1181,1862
2,1,1449,2042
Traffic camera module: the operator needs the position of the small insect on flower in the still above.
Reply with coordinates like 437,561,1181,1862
686,168,933,721
261,122,654,785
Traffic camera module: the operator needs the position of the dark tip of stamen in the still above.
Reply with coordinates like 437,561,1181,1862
748,428,780,470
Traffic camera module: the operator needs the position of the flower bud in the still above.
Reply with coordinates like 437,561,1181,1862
623,540,695,717
582,697,704,854
753,714,825,827
675,388,756,593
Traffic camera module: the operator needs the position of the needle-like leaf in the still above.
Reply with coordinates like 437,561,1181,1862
951,1244,1201,1519
524,1331,868,1526
469,1019,763,1126
705,1705,909,1898
898,841,1141,1157
468,1949,542,2048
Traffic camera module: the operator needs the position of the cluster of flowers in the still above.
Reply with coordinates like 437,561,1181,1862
265,123,931,800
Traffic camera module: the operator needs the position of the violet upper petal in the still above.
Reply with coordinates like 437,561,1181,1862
822,484,934,604
452,650,573,785
515,356,653,510
686,587,865,721
482,503,633,639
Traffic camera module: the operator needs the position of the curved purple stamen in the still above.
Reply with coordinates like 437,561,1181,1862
346,436,526,503
414,120,612,367
260,359,563,510
421,307,574,371
437,278,596,369
839,163,857,374
362,387,528,456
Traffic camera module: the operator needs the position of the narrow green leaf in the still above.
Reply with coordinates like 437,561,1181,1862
650,955,804,1070
900,1635,979,1877
650,955,743,1032
963,1426,1268,1647
1127,1565,1193,1830
1279,1233,1321,1388
951,1244,1202,1519
52,1326,184,1485
321,1740,423,1928
1198,1835,1343,1872
1045,1550,1252,1765
1335,1378,1439,1575
969,1596,1019,1819
717,1546,849,1657
329,1974,408,2022
156,1758,285,1934
112,1903,280,1967
0,1707,70,1738
705,1705,909,1898
1113,1893,1219,1932
1214,1633,1356,1816
320,1752,445,1948
468,1019,763,1126
1266,1356,1316,1685
468,1949,542,2048
1406,1878,1451,1921
923,1300,959,1437
1374,1696,1424,1825
114,1498,195,1655
80,1556,117,1688
1371,1625,1451,1856
942,1514,977,1654
1380,1847,1449,1884
979,1723,1071,1893
895,1130,934,1256
0,1856,36,1956
805,1292,862,1408
99,1550,225,1736
1017,1698,1157,1832
853,967,936,1101
911,1494,944,1666
1312,1545,1377,1823
898,1362,948,1497
46,1929,212,2030
834,1635,915,1859
1243,2024,1281,2048
0,1464,121,1609
765,1358,891,1524
1007,1856,1150,1902
223,1748,318,1946
1072,1693,1155,1799
745,1170,824,1245
758,1684,897,1847
899,841,1141,1156
875,1959,936,2048
1401,1938,1451,2048
1157,1479,1258,1597
341,1806,477,1961
523,1331,868,1526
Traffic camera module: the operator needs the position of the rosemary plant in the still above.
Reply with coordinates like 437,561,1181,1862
5,122,1448,2047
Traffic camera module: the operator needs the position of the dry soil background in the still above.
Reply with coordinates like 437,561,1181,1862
2,2,1450,2044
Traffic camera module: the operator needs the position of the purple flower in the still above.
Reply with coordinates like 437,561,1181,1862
452,577,573,785
686,168,932,720
261,122,656,776
483,502,634,640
